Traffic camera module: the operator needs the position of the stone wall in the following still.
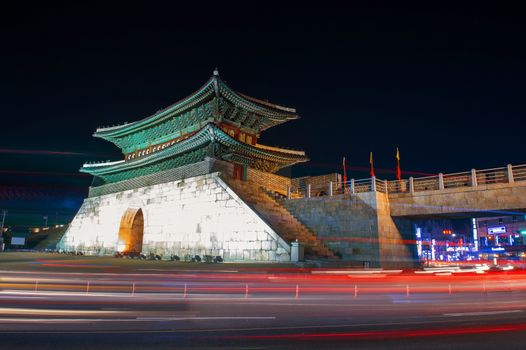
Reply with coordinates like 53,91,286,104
283,192,416,267
58,172,290,261
374,192,415,267
283,193,380,265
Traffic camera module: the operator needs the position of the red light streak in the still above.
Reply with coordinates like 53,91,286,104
224,322,526,340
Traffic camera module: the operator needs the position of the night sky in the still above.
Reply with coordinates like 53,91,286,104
1,2,525,227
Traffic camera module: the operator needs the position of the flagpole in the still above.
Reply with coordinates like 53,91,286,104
342,156,347,190
369,152,375,178
396,147,401,181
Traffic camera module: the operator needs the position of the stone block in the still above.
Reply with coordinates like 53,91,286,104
257,231,268,241
267,250,276,261
276,247,287,255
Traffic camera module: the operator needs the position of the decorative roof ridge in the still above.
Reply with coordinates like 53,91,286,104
236,92,296,114
94,76,217,135
212,68,296,114
215,79,298,119
83,160,125,168
94,71,300,140
95,123,131,132
254,143,305,156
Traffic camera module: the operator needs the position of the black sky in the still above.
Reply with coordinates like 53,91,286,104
1,2,525,226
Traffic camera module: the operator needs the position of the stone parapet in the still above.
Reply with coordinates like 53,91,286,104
88,158,215,198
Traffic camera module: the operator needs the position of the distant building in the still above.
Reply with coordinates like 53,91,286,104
476,215,526,259
413,219,473,262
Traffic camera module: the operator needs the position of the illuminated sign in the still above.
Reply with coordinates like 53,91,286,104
416,227,422,258
442,229,452,235
10,237,25,245
488,226,506,234
491,247,505,252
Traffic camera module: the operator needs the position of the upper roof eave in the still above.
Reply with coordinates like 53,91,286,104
93,76,217,138
93,73,299,140
236,91,297,115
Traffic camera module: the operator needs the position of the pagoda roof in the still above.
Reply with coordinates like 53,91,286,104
82,123,308,179
93,70,299,143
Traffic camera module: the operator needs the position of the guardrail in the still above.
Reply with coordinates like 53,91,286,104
283,163,525,199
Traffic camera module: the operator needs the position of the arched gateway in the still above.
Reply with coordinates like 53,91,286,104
117,208,144,253
59,71,310,262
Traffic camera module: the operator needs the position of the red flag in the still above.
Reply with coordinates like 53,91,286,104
369,152,375,177
342,156,347,188
395,147,401,181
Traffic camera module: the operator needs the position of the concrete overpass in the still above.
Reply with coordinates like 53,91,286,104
388,164,526,217
280,164,526,266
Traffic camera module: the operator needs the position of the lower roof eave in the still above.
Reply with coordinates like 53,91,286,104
80,123,308,177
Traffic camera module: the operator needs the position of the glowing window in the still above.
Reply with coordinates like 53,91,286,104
228,129,235,137
239,133,246,143
246,135,252,144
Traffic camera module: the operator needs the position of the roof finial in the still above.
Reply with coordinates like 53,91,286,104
213,67,219,76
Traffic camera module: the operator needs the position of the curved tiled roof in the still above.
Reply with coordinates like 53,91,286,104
94,72,299,141
82,123,307,177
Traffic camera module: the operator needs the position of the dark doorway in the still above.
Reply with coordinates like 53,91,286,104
233,163,245,181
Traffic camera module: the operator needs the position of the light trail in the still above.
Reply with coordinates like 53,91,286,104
223,322,526,340
0,262,526,347
0,307,125,315
443,310,523,317
1,268,526,297
0,148,112,157
0,170,90,177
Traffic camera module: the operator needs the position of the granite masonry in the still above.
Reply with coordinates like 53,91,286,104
58,172,291,261
283,192,415,267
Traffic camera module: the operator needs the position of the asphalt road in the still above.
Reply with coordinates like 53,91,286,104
1,253,526,349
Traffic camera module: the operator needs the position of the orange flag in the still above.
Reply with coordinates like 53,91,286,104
395,147,401,181
369,152,375,177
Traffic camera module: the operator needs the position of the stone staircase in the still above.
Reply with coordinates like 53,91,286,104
225,178,334,259
27,225,69,250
